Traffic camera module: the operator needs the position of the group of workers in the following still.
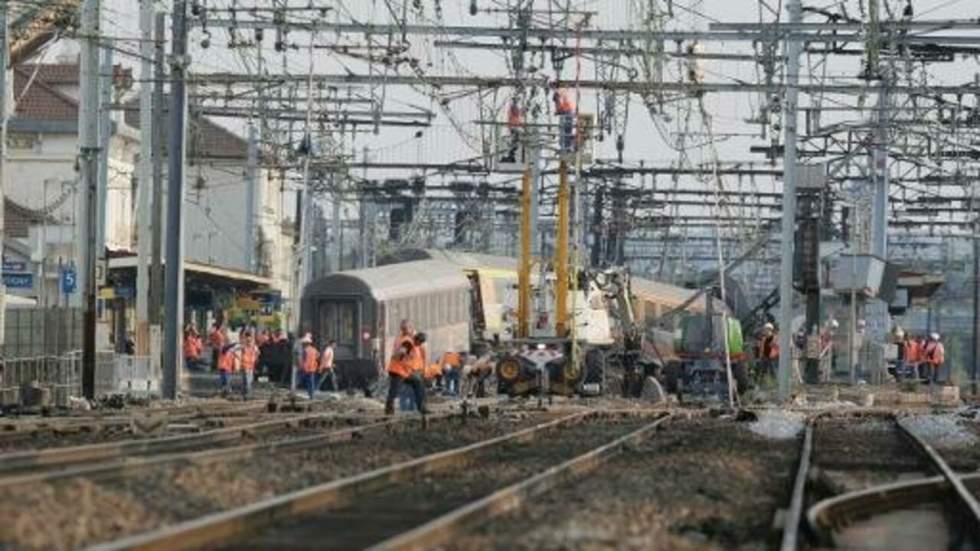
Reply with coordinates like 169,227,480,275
753,318,948,384
183,323,297,398
897,331,946,382
296,332,337,399
184,316,477,410
384,318,481,416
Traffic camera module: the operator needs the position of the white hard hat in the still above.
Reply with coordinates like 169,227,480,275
829,319,840,329
763,322,774,330
930,332,940,340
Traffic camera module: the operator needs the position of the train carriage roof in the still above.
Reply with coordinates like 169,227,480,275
303,260,470,302
377,248,517,272
420,249,518,271
631,276,717,314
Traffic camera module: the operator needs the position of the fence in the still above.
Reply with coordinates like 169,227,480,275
1,307,82,358
0,351,160,407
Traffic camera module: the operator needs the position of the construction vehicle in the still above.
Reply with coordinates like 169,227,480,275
492,110,612,397
661,292,749,401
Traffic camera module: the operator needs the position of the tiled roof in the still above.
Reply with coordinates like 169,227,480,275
18,63,79,84
13,65,78,121
123,98,249,160
4,199,55,238
13,62,242,159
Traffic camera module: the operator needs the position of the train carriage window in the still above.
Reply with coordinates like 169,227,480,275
439,293,448,323
447,293,465,322
319,300,357,356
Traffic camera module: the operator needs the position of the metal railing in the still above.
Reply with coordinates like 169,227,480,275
1,351,160,406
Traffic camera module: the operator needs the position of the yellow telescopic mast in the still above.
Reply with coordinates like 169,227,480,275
517,160,532,339
554,157,570,337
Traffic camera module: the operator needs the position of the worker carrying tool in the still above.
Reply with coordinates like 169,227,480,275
385,338,428,416
240,331,260,399
300,335,320,399
922,332,945,383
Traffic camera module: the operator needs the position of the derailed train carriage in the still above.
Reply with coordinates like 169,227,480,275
301,249,730,396
300,260,472,390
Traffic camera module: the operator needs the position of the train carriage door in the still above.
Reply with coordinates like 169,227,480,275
319,300,359,359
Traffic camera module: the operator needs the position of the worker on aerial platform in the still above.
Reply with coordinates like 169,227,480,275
503,100,524,163
551,84,576,155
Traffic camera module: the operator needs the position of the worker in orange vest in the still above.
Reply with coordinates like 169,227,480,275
300,335,320,400
217,338,240,396
503,100,524,163
183,326,202,371
756,322,779,380
440,348,464,396
209,323,226,371
240,331,260,399
922,332,945,383
385,338,428,416
552,87,575,115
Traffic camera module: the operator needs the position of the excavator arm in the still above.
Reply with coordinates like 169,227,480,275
10,1,81,66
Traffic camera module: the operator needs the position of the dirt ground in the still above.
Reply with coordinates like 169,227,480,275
0,409,552,550
447,417,799,551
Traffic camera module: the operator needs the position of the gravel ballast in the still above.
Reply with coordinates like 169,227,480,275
448,417,799,551
0,410,554,550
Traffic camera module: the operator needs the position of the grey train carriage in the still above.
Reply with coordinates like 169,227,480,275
300,260,472,390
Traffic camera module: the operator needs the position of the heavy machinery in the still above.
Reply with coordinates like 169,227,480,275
492,115,612,397
592,267,662,398
662,292,748,402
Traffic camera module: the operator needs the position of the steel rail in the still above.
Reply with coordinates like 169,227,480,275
795,415,980,548
368,412,674,551
88,410,626,551
0,402,271,437
897,418,980,539
0,411,360,476
0,414,428,490
780,414,817,551
808,473,980,545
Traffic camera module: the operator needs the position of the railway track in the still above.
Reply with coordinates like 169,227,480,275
0,406,561,549
85,409,669,551
0,410,379,477
0,405,290,451
781,413,980,550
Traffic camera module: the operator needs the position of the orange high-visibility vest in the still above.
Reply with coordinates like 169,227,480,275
388,352,414,378
241,344,259,372
923,342,945,367
218,347,236,372
210,330,225,349
904,340,921,363
302,345,320,374
184,336,199,359
555,90,575,114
